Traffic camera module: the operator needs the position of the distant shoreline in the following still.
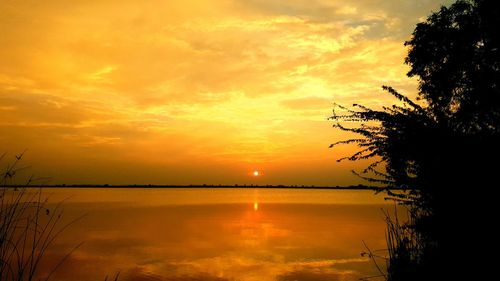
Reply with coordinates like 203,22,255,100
3,184,393,190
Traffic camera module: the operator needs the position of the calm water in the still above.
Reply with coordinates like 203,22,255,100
35,188,394,281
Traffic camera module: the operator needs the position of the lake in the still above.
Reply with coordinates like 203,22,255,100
35,188,395,281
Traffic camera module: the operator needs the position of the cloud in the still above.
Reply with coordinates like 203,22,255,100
277,268,345,281
236,0,455,37
0,0,452,185
281,96,332,110
122,267,231,281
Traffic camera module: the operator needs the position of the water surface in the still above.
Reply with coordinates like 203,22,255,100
37,188,394,281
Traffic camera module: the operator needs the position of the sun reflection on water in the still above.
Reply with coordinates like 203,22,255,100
40,188,392,281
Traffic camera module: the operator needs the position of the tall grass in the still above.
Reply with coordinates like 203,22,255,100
384,208,423,281
361,204,429,281
0,152,81,281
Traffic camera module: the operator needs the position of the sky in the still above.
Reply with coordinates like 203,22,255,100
0,0,453,185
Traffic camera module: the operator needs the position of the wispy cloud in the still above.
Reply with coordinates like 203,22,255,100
0,0,452,184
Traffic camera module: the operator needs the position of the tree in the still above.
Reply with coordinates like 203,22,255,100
406,0,500,133
330,1,499,280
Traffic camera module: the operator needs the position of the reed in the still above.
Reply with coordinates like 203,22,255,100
0,152,81,281
383,208,423,281
360,205,427,281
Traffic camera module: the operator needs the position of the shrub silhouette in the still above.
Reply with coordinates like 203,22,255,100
330,0,499,280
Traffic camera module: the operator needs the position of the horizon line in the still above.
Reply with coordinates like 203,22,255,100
4,183,392,190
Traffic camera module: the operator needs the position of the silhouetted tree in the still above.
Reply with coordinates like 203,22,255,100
330,1,499,280
406,0,500,131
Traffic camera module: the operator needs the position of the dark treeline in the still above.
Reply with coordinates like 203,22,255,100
330,0,499,280
1,183,383,190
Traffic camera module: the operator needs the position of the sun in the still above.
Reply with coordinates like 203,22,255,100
253,171,260,176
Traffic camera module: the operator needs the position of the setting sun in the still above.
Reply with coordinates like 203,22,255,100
0,0,451,187
253,171,260,177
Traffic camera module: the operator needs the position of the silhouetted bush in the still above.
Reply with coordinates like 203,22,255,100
330,0,499,280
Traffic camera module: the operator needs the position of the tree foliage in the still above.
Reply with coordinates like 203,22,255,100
406,0,500,132
331,0,500,209
330,1,499,279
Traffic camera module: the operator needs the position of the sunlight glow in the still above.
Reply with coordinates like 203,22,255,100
0,0,448,185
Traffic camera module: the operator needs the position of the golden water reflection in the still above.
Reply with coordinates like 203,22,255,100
37,188,393,281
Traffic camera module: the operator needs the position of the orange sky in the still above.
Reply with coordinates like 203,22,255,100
0,0,452,185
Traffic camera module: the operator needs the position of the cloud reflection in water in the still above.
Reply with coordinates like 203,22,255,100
39,188,390,281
